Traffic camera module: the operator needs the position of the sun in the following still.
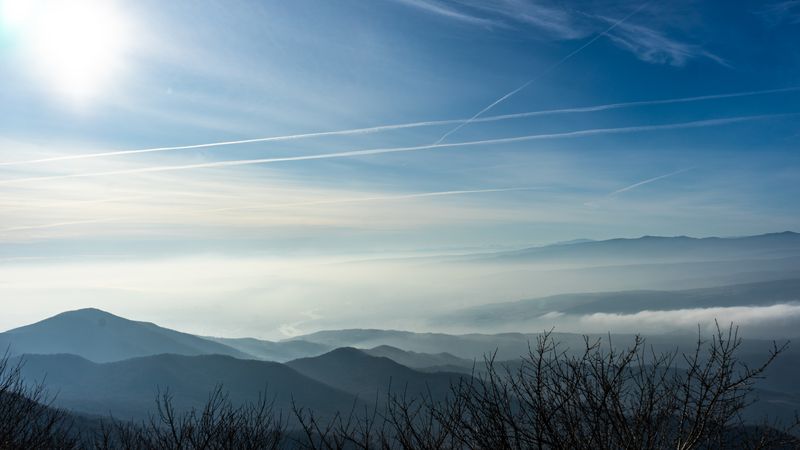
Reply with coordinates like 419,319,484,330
1,0,132,104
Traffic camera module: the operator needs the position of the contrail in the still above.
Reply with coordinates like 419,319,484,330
609,167,694,196
0,122,462,167
482,87,800,120
205,187,541,213
431,1,651,145
0,87,795,167
0,113,789,186
583,167,695,206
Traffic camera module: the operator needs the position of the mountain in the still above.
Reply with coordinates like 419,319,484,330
289,329,575,360
471,231,800,266
286,347,464,401
361,345,524,376
16,352,360,421
441,278,800,327
206,336,331,362
363,345,473,370
4,307,796,428
548,238,596,246
0,308,252,363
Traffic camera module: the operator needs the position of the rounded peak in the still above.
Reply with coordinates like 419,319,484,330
638,235,691,240
370,344,402,352
56,308,121,320
326,346,366,356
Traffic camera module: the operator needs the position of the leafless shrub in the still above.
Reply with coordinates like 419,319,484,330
93,386,286,450
292,323,799,450
3,323,798,449
0,349,81,449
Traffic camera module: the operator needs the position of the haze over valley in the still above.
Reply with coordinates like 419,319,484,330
1,0,799,447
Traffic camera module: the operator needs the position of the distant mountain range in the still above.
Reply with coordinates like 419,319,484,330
2,304,798,426
14,346,470,421
0,308,333,363
4,274,799,366
3,230,800,427
0,310,478,420
205,336,331,362
15,352,360,421
468,231,800,265
0,307,546,363
363,345,471,369
286,347,462,401
288,328,553,361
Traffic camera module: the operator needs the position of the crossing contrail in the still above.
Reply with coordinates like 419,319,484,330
0,87,795,168
0,113,790,186
431,1,651,145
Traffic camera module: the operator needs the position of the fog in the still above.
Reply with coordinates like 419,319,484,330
2,235,798,340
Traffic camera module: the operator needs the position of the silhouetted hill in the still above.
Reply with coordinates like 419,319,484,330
0,308,252,363
206,336,331,362
363,345,472,369
286,347,464,401
288,330,558,362
442,278,800,326
0,308,252,362
472,231,800,265
15,352,359,422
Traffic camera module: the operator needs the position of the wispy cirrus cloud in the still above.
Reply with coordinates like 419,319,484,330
390,0,502,27
391,0,593,38
603,19,727,67
757,0,800,25
0,186,539,238
455,0,588,39
390,0,725,67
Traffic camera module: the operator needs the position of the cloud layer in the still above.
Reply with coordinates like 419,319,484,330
577,304,800,337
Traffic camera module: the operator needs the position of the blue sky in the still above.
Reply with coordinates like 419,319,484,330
0,0,799,334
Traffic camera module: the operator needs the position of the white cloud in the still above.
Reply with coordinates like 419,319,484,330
389,1,727,67
758,1,800,25
455,0,588,39
578,304,800,337
390,0,502,27
604,19,726,67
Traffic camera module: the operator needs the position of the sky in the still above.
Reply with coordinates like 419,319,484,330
0,0,799,337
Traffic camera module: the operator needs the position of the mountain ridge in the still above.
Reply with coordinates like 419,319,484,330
14,352,360,421
0,308,254,363
286,347,465,401
468,231,800,265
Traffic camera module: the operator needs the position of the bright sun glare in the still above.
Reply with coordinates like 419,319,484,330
1,0,131,104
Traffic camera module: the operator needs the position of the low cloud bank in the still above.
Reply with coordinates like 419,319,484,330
574,303,800,337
